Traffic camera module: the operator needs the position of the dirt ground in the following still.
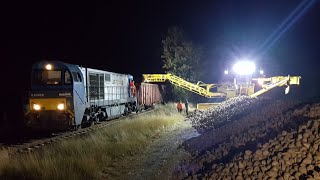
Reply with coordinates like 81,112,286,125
100,119,198,179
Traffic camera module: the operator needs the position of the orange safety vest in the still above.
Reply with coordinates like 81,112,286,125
177,103,182,110
130,81,135,96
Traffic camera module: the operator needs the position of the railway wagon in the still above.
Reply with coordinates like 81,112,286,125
25,61,138,131
137,83,164,109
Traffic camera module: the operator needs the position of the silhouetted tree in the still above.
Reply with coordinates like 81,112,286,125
161,26,204,101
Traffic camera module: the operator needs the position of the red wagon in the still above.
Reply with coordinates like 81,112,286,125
136,83,165,108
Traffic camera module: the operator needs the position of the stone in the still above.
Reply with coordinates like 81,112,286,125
255,150,263,156
245,150,252,156
307,164,314,171
266,169,277,178
303,143,310,149
271,160,279,166
239,161,245,169
302,157,312,165
299,166,307,174
262,150,269,156
282,131,288,136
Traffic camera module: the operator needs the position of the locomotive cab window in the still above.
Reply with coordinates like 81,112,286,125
32,70,62,85
71,72,82,82
65,70,72,84
71,72,79,82
77,73,82,82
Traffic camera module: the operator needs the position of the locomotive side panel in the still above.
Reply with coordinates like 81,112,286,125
81,68,134,106
105,72,130,103
79,67,136,120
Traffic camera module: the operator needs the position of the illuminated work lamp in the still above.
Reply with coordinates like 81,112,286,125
224,69,229,75
259,69,264,75
45,64,52,70
232,61,256,75
258,79,264,86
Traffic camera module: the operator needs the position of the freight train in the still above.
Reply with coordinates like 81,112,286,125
24,61,164,131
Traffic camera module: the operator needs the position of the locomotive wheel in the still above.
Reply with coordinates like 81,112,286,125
71,118,78,131
81,117,89,128
124,106,130,116
81,121,87,128
95,116,100,123
90,120,94,126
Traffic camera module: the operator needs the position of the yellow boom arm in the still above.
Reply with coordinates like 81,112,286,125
143,74,225,98
143,74,301,100
251,76,301,97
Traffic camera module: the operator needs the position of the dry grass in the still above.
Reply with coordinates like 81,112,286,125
0,103,184,180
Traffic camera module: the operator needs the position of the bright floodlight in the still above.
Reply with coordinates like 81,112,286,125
232,61,256,75
259,69,264,75
224,69,228,75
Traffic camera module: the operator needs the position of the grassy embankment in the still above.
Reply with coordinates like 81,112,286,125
0,103,184,179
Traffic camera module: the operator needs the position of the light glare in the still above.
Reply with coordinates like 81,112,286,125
46,64,52,70
224,69,228,75
57,103,64,110
232,61,256,75
57,103,65,110
258,79,264,86
33,104,41,111
260,69,264,75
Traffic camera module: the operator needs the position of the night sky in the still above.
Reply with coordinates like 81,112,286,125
0,0,319,124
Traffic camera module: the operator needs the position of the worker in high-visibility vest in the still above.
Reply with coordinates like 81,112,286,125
130,80,136,97
177,101,183,113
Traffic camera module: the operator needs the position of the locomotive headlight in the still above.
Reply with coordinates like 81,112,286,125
57,103,65,110
45,64,52,70
33,104,41,111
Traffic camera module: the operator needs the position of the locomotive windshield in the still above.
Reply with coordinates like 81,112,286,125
32,70,62,85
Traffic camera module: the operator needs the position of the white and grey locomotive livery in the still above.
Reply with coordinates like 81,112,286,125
25,61,138,130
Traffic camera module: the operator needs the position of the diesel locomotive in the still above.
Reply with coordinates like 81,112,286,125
24,61,155,131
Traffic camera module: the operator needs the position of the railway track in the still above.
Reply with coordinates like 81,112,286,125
1,108,155,157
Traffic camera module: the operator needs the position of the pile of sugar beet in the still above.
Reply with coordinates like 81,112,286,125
173,96,320,179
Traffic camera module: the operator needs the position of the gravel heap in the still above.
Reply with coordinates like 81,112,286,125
208,118,320,180
188,96,259,133
174,99,320,179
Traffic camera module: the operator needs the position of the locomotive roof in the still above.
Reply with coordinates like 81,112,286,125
32,61,81,72
33,60,133,77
